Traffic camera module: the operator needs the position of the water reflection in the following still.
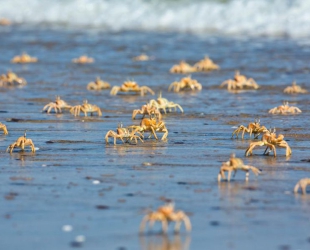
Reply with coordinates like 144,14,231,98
245,155,279,167
106,141,166,158
9,152,35,167
117,94,145,104
139,234,191,250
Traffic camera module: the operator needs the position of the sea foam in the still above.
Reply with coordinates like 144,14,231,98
1,0,310,38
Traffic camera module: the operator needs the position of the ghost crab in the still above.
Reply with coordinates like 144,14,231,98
148,92,184,114
245,128,292,157
42,96,72,114
70,100,102,117
0,122,8,135
193,56,219,71
170,60,196,74
220,71,259,90
110,81,155,96
87,77,110,90
72,55,94,64
105,123,144,145
132,103,162,120
130,117,168,141
11,52,38,64
232,119,268,139
168,75,202,92
283,81,307,94
268,101,301,114
132,54,150,61
0,71,27,86
218,154,262,182
0,18,11,26
139,202,191,234
6,131,35,153
294,178,310,195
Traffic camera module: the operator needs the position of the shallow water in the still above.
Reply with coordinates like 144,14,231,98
0,26,310,250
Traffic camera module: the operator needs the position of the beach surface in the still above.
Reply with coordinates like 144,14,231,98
1,3,310,249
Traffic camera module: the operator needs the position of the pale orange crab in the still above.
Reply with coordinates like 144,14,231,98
0,71,27,86
168,75,202,92
110,81,155,96
218,154,261,182
11,52,38,64
283,81,307,94
268,101,301,114
6,131,35,153
72,55,94,64
193,56,219,71
139,202,191,234
0,122,8,135
245,128,292,157
294,178,310,195
130,117,168,141
232,119,268,139
148,92,184,114
87,77,110,91
220,71,259,91
42,96,72,114
105,123,144,145
170,60,196,74
0,18,11,26
132,103,162,120
132,53,150,61
70,100,102,117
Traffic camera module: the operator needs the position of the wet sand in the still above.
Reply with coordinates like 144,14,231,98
0,27,310,250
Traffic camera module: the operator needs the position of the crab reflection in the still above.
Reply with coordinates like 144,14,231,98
139,234,191,250
9,152,35,167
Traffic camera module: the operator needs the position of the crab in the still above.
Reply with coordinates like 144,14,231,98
110,81,155,96
105,123,144,145
245,128,292,157
6,131,35,153
168,75,202,92
218,154,261,182
87,77,110,91
0,122,8,135
0,71,27,86
294,178,310,195
132,103,162,120
148,93,184,114
0,18,11,26
220,71,259,90
130,117,168,141
132,53,150,61
232,119,268,139
268,101,302,114
11,52,38,64
72,55,94,64
42,96,72,114
70,100,102,117
139,202,191,234
170,60,196,74
283,81,307,94
193,56,219,71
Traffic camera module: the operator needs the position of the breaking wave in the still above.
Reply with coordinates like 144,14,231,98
1,0,310,38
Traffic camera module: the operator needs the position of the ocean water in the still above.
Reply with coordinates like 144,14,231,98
1,0,310,38
1,1,310,250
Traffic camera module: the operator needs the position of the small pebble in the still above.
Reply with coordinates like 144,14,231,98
62,225,73,232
